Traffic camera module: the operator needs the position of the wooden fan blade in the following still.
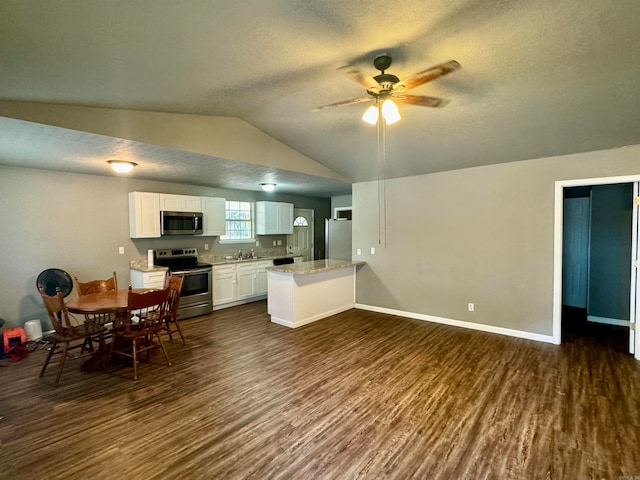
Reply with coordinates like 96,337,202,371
338,66,382,93
395,94,450,108
393,60,461,92
313,97,373,112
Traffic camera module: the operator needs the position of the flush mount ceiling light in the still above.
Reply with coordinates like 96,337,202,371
260,183,276,192
107,160,137,173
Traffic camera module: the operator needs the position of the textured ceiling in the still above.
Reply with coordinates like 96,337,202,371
1,0,639,197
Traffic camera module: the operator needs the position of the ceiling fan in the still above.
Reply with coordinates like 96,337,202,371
314,54,461,124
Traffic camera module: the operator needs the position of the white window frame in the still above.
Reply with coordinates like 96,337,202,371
219,201,256,244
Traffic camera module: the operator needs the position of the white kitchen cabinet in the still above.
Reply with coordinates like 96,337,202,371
256,201,294,235
159,193,202,213
213,264,236,306
201,196,226,236
255,260,272,295
236,263,257,300
213,259,273,308
130,268,168,288
129,192,161,238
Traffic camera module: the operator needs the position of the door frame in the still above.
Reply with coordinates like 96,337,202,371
553,174,640,360
289,208,315,261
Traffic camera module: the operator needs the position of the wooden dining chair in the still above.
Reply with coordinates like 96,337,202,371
108,286,171,380
75,271,118,296
163,274,186,345
74,271,119,348
38,285,107,386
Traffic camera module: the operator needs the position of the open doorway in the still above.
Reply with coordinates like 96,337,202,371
562,184,632,353
554,174,640,360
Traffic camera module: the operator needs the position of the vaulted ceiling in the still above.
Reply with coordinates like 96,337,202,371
1,0,638,197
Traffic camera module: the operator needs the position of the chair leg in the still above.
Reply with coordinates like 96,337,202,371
155,333,172,366
166,321,174,341
40,340,57,378
173,320,186,346
54,342,70,387
97,333,107,369
83,337,94,353
132,338,138,381
107,335,115,368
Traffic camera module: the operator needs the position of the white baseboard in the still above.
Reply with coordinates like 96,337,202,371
271,304,355,329
587,315,630,327
355,304,555,344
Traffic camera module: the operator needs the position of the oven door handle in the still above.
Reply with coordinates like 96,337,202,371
171,267,212,275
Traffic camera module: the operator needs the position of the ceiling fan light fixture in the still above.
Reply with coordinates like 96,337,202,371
260,183,276,192
362,105,379,125
107,160,137,173
381,99,401,125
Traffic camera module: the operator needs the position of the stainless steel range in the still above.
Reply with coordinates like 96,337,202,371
154,248,212,319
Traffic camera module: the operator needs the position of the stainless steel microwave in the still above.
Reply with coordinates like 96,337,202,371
161,211,203,236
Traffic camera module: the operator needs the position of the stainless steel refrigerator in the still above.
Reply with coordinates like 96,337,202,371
325,219,352,260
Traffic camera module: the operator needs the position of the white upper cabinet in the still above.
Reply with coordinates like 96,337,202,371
159,193,202,213
129,192,161,238
256,201,294,235
201,197,226,236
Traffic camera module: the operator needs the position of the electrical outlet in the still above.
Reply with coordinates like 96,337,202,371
204,244,209,251
357,248,362,255
277,240,282,246
370,247,375,255
256,241,260,247
118,246,125,255
468,303,474,312
272,240,276,246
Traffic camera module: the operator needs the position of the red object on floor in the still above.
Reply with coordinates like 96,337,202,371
3,327,26,353
8,344,29,362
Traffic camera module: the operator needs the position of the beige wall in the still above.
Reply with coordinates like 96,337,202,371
353,144,640,337
0,165,330,330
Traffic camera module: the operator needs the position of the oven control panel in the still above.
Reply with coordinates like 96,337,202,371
155,248,198,259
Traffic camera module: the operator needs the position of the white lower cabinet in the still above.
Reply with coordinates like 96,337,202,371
213,265,236,306
255,261,271,295
212,260,273,308
236,264,257,300
130,269,168,288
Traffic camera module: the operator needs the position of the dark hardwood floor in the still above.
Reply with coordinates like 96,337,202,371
1,301,639,479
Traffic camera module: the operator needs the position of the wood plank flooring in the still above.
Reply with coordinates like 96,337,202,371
1,301,639,479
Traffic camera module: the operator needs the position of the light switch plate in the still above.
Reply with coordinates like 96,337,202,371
118,246,125,255
357,248,362,255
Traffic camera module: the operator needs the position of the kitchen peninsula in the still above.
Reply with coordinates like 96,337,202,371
267,259,365,328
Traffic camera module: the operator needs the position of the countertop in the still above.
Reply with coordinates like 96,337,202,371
130,255,304,271
129,261,169,273
267,259,365,275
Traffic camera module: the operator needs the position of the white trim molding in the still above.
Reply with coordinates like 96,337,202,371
553,173,640,360
355,304,555,344
587,315,630,327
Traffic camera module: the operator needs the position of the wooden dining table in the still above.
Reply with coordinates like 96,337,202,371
66,288,152,370
66,288,151,328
